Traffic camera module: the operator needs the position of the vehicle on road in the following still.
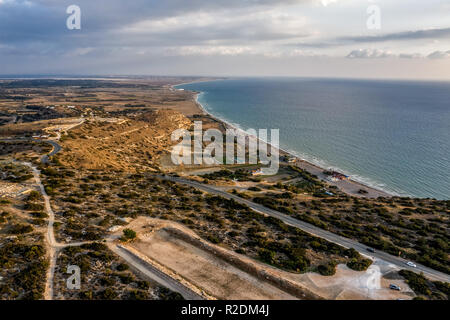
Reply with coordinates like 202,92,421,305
367,248,375,253
161,175,450,284
406,262,417,268
389,284,401,291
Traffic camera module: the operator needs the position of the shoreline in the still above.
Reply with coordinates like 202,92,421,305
173,84,393,199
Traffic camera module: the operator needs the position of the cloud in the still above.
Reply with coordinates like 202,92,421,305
290,27,450,49
346,49,394,59
340,27,450,43
120,9,310,46
0,0,449,79
164,46,255,57
320,0,338,7
347,49,450,60
398,53,424,59
427,50,450,59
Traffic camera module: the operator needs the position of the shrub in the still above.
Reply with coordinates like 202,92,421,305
79,291,93,300
158,287,184,300
30,211,48,218
137,281,150,290
347,257,373,271
116,263,129,272
345,248,361,259
26,191,41,201
0,199,11,205
24,203,44,211
206,235,221,244
121,229,137,241
127,290,149,300
8,224,34,234
399,270,432,297
318,261,338,276
258,249,275,264
101,288,118,300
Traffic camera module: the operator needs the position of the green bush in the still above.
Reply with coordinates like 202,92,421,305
30,211,48,218
100,288,118,300
318,261,338,276
121,229,137,241
158,287,184,300
8,224,34,234
26,191,41,201
347,257,373,271
206,235,221,244
127,290,149,300
0,199,11,205
24,203,44,211
258,248,275,264
116,263,129,272
399,270,448,300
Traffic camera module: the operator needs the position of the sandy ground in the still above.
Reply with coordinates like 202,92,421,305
116,217,414,300
294,160,390,199
0,181,33,198
131,228,297,300
285,262,414,300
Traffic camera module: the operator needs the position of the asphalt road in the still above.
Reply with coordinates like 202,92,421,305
161,175,450,283
41,140,62,164
19,136,449,285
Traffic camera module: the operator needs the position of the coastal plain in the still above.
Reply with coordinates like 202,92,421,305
0,78,448,301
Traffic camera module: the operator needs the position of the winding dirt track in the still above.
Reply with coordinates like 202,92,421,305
23,126,202,300
23,162,83,300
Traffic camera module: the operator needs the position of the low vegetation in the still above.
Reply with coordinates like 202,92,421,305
399,270,449,300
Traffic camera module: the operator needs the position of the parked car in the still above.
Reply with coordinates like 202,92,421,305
390,284,401,291
406,261,417,268
367,248,375,253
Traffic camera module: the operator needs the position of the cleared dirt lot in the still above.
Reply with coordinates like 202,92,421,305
130,226,297,300
284,263,414,300
116,218,414,300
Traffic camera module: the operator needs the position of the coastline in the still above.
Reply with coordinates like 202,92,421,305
172,84,393,199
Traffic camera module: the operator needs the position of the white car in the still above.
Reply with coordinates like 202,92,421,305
406,261,417,268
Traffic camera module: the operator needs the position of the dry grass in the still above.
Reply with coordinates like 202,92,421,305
59,110,191,172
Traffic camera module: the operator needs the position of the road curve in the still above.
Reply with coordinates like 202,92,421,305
28,135,202,300
41,140,62,164
161,175,450,283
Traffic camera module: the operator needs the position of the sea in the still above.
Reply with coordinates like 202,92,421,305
176,78,450,200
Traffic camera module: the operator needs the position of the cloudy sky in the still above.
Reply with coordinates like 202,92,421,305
1,0,449,79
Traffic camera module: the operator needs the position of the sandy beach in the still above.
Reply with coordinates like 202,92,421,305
172,84,392,199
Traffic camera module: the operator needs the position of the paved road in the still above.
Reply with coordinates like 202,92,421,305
109,244,204,300
161,175,450,283
41,140,62,164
